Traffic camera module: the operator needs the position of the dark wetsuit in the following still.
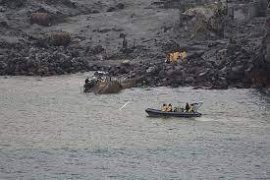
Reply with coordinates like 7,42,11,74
185,103,190,112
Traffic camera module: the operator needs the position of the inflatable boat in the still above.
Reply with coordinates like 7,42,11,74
145,108,202,118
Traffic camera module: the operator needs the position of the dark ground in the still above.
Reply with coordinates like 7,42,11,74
0,0,269,90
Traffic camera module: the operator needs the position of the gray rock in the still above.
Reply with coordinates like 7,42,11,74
146,66,156,74
121,60,130,66
0,13,8,26
166,69,175,77
232,65,244,73
0,6,6,12
245,64,254,73
198,71,208,77
185,76,194,84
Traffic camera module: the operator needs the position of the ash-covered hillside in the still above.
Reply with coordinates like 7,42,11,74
0,0,269,90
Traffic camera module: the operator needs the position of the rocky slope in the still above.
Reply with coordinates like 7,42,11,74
0,0,269,90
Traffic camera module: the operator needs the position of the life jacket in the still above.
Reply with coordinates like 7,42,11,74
161,105,167,112
167,105,172,112
168,52,180,63
188,105,194,112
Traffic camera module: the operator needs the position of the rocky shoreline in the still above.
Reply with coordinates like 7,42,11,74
0,0,269,91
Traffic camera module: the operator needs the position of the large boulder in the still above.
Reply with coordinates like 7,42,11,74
84,79,123,94
94,81,123,94
250,11,270,89
182,1,227,36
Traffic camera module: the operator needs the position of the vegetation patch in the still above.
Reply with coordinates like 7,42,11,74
48,31,71,46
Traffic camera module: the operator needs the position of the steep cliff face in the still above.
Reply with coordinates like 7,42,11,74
0,0,269,91
84,80,123,94
261,24,270,90
262,18,270,66
252,6,270,91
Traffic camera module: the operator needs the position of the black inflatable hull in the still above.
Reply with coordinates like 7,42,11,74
145,108,202,118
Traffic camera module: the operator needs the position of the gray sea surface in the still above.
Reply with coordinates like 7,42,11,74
0,74,270,179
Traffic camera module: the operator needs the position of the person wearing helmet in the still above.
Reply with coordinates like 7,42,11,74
167,104,173,112
161,104,167,112
185,103,190,112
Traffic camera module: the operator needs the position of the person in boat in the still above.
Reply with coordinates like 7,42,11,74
189,104,194,112
161,104,167,112
186,103,195,112
167,104,173,112
85,77,90,84
185,103,190,112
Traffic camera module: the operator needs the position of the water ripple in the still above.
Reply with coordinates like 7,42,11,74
0,75,270,179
